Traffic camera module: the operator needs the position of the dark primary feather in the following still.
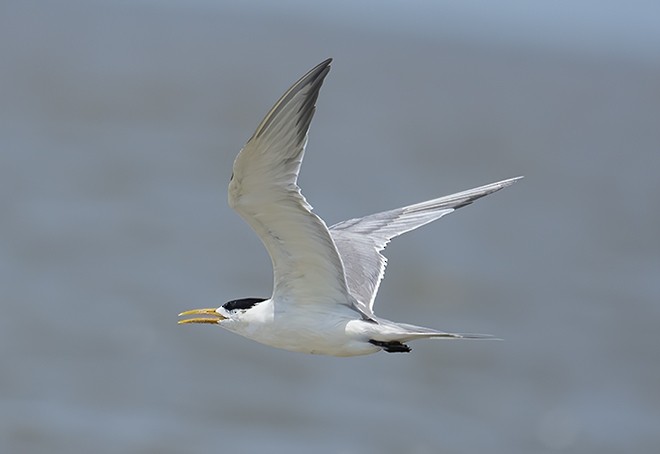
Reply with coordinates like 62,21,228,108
252,58,332,151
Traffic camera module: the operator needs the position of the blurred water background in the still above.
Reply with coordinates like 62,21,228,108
2,1,659,453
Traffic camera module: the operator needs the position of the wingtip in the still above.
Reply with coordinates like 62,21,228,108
456,333,502,340
251,58,333,142
309,59,332,82
484,175,524,193
499,175,524,186
309,58,333,78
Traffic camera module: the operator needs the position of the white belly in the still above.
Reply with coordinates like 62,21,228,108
226,305,381,356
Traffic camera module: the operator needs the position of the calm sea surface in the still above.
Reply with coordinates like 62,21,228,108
2,2,659,453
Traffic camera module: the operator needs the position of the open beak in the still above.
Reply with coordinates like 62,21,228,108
178,308,226,324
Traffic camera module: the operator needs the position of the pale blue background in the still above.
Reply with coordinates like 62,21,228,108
2,1,659,453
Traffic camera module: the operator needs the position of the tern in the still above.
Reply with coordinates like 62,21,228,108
178,58,522,356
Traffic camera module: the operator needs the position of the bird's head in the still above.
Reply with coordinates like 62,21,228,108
178,297,267,326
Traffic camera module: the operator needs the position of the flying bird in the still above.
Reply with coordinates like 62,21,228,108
178,59,522,356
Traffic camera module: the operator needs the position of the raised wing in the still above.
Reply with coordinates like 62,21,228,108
229,59,352,307
330,176,523,314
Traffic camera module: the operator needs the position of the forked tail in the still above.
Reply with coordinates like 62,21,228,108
370,322,498,353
